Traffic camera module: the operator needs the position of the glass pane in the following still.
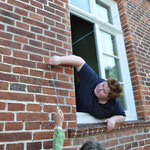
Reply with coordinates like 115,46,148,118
104,55,120,81
100,31,117,56
96,1,111,23
70,0,90,13
118,94,127,110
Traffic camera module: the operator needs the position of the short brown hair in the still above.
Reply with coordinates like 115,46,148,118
107,78,123,99
80,141,106,150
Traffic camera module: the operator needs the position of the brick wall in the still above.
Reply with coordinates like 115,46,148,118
0,0,150,150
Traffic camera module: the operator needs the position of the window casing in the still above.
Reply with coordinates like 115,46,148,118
69,0,137,123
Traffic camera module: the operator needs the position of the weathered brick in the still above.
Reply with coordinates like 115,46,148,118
10,83,26,91
27,85,41,93
30,69,43,77
0,145,4,150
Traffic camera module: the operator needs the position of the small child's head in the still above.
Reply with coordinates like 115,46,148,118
80,141,106,150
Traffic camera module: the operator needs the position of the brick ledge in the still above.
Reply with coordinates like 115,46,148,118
68,121,150,138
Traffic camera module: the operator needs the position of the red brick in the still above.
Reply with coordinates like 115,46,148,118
27,142,42,150
0,81,8,90
13,67,29,75
0,47,11,55
0,16,14,25
64,114,76,121
7,26,35,39
0,123,4,131
30,13,43,21
13,50,28,59
43,105,57,113
6,143,24,150
15,8,28,16
23,17,48,29
33,131,53,140
0,72,19,82
8,103,25,111
43,141,53,149
14,35,28,44
0,92,34,101
8,0,35,12
5,122,23,131
0,37,21,49
4,56,35,68
66,98,76,105
17,113,49,121
30,0,43,8
0,2,13,11
27,104,42,112
16,21,29,30
30,54,43,62
0,113,14,121
20,76,48,86
23,45,49,55
27,85,41,93
36,95,57,103
42,87,55,95
0,102,6,110
0,132,31,142
30,69,43,77
26,122,41,130
0,145,4,150
0,31,12,40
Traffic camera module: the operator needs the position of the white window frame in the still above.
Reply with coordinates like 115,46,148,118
69,0,137,124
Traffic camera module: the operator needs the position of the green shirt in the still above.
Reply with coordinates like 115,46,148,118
52,127,65,150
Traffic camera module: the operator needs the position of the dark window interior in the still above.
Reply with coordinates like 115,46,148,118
70,14,99,75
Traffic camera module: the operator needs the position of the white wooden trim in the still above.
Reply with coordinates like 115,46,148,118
69,0,137,124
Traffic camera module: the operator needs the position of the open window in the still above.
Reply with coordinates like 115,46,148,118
69,0,137,124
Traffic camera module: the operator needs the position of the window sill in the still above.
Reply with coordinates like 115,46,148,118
68,120,150,138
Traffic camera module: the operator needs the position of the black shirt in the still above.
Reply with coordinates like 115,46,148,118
76,63,126,119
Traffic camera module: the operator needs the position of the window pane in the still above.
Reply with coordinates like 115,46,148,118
104,55,121,81
70,0,90,13
100,31,117,56
96,1,111,23
118,95,127,110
